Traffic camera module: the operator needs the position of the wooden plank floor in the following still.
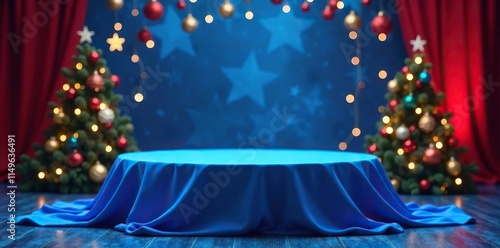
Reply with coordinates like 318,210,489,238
1,185,499,248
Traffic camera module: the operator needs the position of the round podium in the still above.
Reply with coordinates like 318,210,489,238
17,149,474,236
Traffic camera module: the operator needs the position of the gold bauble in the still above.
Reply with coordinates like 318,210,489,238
390,178,400,191
89,161,108,183
444,123,453,136
182,14,198,33
418,112,436,133
106,0,124,11
344,10,361,31
44,137,59,153
446,157,461,177
219,1,235,18
387,79,399,93
53,112,65,124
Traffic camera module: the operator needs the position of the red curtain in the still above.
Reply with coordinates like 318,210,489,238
397,0,500,184
0,1,88,181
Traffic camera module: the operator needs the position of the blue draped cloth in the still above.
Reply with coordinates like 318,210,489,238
17,149,475,235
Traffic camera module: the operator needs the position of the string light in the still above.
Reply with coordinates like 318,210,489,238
351,57,360,65
349,31,357,40
397,148,404,155
352,128,361,137
55,168,63,175
282,4,291,13
455,178,462,185
205,14,214,24
74,108,81,116
378,106,385,113
99,67,106,74
53,108,60,114
338,142,347,150
38,172,45,179
105,145,113,152
131,9,139,16
146,40,155,48
382,116,390,124
336,1,344,9
75,63,83,70
432,136,439,142
134,93,144,102
441,119,448,125
436,141,443,149
378,33,387,42
114,22,122,31
74,83,81,89
386,127,394,134
415,57,423,64
131,54,139,63
62,84,70,91
73,133,79,138
190,0,197,3
415,107,422,114
408,162,415,170
91,124,98,132
346,94,355,103
99,103,107,110
245,11,254,20
59,135,67,142
378,70,387,79
406,74,414,81
307,0,314,2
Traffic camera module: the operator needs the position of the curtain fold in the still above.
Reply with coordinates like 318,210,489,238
0,1,88,181
397,0,500,184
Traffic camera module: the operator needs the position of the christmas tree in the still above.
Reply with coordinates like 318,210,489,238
19,43,139,193
364,53,479,195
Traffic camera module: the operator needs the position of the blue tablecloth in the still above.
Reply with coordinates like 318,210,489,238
17,149,475,235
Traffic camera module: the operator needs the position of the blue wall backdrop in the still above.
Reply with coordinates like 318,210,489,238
84,0,407,151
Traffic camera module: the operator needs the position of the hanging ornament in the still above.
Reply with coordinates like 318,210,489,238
370,11,392,35
219,0,235,18
423,144,441,166
67,137,78,149
418,112,436,133
344,11,361,31
53,112,65,124
87,51,99,63
447,136,459,148
106,0,124,11
419,71,431,83
322,6,334,20
362,0,371,5
328,0,338,9
88,97,101,111
98,108,115,124
380,126,390,138
66,88,76,100
137,27,152,43
44,137,59,153
409,125,416,132
395,125,410,140
390,178,400,191
110,74,120,87
387,79,399,93
443,123,453,136
89,161,108,183
86,71,104,91
415,80,423,88
419,179,430,191
144,0,164,21
403,139,417,153
403,94,416,108
301,1,310,12
401,66,409,74
182,14,198,33
388,99,398,112
368,143,378,153
103,122,113,130
177,0,186,10
68,150,84,167
116,135,128,150
446,157,462,177
271,0,283,4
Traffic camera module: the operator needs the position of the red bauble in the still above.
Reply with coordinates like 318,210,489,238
137,27,152,43
409,125,416,132
329,0,338,9
89,97,101,111
144,0,164,20
389,99,398,112
116,135,128,149
301,2,310,12
403,139,417,153
370,11,392,35
110,74,120,87
362,0,371,5
423,146,442,166
415,80,423,88
68,150,84,167
380,126,390,138
66,88,76,100
368,144,378,154
177,0,186,9
447,137,459,148
322,6,334,20
103,122,113,129
271,0,283,4
401,66,409,74
87,51,99,63
419,179,430,191
87,72,104,91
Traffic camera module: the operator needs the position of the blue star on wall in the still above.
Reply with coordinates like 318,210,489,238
260,10,314,53
221,53,279,108
290,85,301,97
303,86,324,115
149,6,195,59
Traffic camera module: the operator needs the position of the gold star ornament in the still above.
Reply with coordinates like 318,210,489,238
106,33,125,52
